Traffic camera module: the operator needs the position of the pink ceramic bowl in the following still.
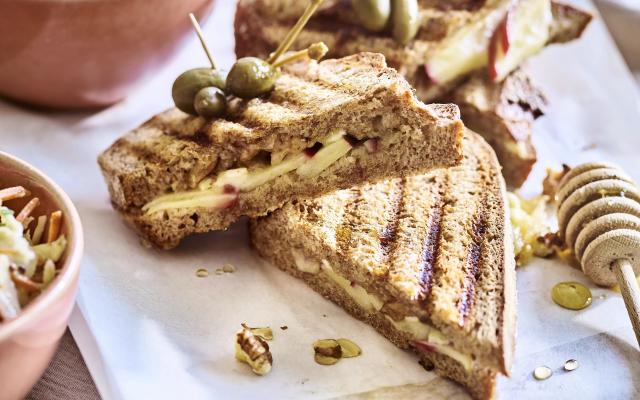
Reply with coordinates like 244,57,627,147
0,152,84,400
0,0,215,110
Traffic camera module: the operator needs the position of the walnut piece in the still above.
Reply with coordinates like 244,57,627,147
235,327,273,376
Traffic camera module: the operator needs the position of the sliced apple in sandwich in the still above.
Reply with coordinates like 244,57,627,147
424,16,490,85
296,136,355,178
488,0,552,82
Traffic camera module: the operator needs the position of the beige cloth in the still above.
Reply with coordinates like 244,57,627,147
26,2,640,399
26,330,100,400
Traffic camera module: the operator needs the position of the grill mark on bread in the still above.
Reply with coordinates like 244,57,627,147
418,201,443,305
458,219,486,326
181,130,212,146
379,179,406,258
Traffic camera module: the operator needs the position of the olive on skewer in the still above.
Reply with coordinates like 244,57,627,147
351,0,420,45
173,0,326,118
194,87,227,119
172,68,226,115
226,57,278,100
171,13,228,117
351,0,390,32
226,0,324,99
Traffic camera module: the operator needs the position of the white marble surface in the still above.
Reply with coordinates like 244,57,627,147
2,1,640,399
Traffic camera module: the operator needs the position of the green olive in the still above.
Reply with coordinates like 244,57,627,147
226,57,278,99
551,282,593,310
351,0,391,32
172,68,227,115
391,0,420,45
193,87,227,119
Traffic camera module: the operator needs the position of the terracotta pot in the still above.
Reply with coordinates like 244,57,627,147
0,0,216,110
0,152,84,400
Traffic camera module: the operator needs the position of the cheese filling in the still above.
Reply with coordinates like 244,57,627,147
292,251,473,370
142,131,377,215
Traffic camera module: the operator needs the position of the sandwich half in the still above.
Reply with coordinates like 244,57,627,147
446,67,546,187
98,53,464,249
250,131,516,399
235,0,591,187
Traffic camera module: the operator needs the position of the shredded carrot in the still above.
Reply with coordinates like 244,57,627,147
47,211,63,243
0,185,68,316
16,197,40,224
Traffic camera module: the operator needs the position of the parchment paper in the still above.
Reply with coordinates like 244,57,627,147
1,1,639,399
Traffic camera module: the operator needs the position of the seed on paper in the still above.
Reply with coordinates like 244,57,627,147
533,366,552,380
564,359,579,371
337,339,362,358
222,263,236,273
195,268,209,278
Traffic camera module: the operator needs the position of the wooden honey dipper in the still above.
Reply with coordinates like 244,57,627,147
556,162,640,346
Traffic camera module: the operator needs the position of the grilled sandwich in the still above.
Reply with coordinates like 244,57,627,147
98,53,464,249
235,0,592,187
250,131,516,399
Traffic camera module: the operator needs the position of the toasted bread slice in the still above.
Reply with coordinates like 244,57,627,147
235,0,590,100
444,67,546,187
98,53,464,249
235,0,591,187
250,131,516,399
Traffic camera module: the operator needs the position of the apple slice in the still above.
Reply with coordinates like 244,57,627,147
213,168,249,189
488,0,552,82
413,338,473,371
241,153,307,190
322,129,347,145
424,17,489,85
143,191,238,214
296,137,353,178
488,13,510,81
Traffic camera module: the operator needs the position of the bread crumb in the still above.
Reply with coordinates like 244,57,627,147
280,326,288,330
